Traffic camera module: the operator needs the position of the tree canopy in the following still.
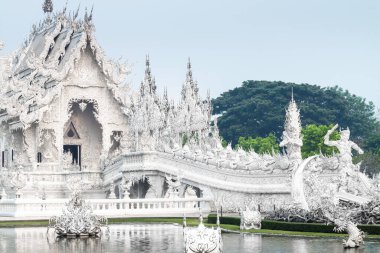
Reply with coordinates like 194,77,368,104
212,81,379,146
236,133,279,154
301,124,340,158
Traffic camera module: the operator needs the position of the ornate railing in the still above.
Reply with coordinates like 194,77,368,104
104,152,292,194
0,197,212,218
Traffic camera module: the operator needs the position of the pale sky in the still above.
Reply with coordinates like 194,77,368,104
1,0,379,109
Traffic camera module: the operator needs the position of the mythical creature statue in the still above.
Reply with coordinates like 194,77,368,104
108,182,117,199
333,218,365,248
120,178,132,199
164,175,181,199
240,206,262,230
183,214,223,253
324,124,364,168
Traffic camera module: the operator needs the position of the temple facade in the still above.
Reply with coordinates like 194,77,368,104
0,3,378,213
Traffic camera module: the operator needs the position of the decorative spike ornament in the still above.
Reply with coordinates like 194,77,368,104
42,0,53,14
186,57,193,83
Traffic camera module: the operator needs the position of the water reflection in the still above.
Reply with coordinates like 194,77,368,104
0,224,379,253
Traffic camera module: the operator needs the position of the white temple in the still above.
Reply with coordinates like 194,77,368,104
0,2,378,217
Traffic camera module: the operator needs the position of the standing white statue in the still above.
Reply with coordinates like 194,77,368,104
121,178,132,199
324,124,364,167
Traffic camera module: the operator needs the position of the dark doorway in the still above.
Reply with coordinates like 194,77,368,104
63,145,81,169
130,178,150,199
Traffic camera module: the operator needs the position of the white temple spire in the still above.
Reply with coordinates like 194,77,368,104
280,92,303,161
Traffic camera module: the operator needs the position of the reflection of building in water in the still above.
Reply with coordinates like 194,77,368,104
242,234,262,252
0,224,184,253
291,239,309,253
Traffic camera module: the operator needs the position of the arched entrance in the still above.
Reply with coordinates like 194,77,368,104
64,100,102,171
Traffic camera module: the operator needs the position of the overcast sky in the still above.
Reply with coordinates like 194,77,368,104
1,0,379,109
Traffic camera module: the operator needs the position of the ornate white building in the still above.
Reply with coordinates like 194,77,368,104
0,2,378,214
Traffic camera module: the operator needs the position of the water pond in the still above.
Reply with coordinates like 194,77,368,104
0,224,379,253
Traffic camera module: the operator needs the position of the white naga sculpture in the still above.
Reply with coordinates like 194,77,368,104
240,206,262,230
333,218,365,248
183,214,223,253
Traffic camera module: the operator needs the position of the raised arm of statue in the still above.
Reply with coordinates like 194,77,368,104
351,142,364,155
324,124,339,147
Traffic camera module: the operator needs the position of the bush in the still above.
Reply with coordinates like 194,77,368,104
207,214,380,235
208,215,240,226
262,220,334,233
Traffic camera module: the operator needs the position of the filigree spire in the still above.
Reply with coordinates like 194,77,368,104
186,57,193,83
42,0,53,14
280,92,303,161
145,55,152,83
142,55,156,94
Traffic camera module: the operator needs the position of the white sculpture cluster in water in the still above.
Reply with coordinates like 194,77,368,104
47,178,108,237
183,215,223,253
48,191,108,237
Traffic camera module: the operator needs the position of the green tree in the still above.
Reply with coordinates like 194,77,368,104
354,152,380,178
301,124,340,158
353,133,380,177
212,81,379,146
236,133,279,154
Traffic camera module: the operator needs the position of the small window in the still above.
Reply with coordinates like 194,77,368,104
37,152,42,163
65,122,80,139
11,149,14,161
1,151,4,167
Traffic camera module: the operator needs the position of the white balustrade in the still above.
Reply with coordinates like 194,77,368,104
0,197,211,219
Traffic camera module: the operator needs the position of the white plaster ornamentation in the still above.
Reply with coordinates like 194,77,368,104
0,4,378,221
240,206,262,230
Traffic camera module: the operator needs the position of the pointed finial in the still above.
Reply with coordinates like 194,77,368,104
183,213,187,228
42,0,53,14
146,54,150,68
291,87,294,102
63,0,68,14
216,209,220,227
163,87,168,100
88,5,94,22
144,55,152,85
84,7,88,22
199,213,204,224
73,4,81,20
186,57,193,82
